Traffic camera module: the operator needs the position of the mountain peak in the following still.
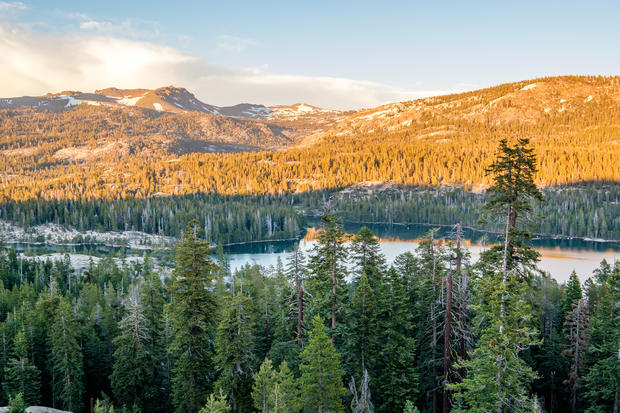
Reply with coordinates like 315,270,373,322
94,87,151,98
0,85,340,122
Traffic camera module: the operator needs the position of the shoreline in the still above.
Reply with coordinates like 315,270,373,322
3,221,618,252
326,219,620,244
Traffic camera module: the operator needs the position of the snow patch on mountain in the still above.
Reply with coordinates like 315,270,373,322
117,94,146,106
60,95,81,107
269,103,337,119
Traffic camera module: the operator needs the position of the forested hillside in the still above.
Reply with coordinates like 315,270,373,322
0,141,618,412
0,76,619,202
1,76,618,244
1,182,618,243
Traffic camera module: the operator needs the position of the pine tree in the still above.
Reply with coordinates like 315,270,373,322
50,297,84,412
140,271,169,411
374,267,417,413
349,272,377,377
306,214,348,339
275,360,298,413
94,398,116,413
110,286,157,410
562,271,583,316
214,292,255,413
299,315,346,413
449,273,539,412
266,269,301,371
7,392,27,413
583,266,619,413
403,400,420,413
199,389,231,413
77,282,109,405
443,224,466,413
562,298,589,413
2,331,41,405
450,138,542,413
413,233,445,413
168,220,219,413
252,358,279,413
482,138,544,278
350,227,385,289
251,358,299,413
286,245,306,347
30,281,61,406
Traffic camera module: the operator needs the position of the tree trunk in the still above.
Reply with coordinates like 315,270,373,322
298,285,304,347
430,231,438,413
496,203,513,413
264,317,271,358
443,268,453,413
331,239,337,337
295,248,304,347
443,225,461,413
458,227,468,381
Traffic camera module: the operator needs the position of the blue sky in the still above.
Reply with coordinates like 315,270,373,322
1,1,619,108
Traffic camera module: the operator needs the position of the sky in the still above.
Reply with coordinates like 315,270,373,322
1,0,619,109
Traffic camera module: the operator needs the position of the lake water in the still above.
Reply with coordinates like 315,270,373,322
10,223,620,284
226,223,620,284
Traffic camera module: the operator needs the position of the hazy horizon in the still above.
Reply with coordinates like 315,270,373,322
2,0,619,109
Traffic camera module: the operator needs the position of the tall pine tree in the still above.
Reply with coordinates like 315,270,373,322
306,214,349,340
451,138,543,413
583,265,619,413
214,292,256,413
50,298,84,413
375,267,417,413
168,220,219,413
299,316,346,413
2,330,40,406
110,286,159,410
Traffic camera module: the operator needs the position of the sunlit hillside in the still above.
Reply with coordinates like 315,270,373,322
1,76,619,201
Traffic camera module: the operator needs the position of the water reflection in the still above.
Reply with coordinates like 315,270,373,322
226,223,620,283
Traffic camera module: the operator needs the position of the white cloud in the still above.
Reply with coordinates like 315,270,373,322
0,22,451,110
216,34,256,54
77,17,161,39
0,2,27,12
79,20,105,30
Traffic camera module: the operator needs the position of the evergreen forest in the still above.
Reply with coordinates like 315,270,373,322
0,139,617,413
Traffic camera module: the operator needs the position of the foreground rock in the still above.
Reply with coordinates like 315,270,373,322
0,407,71,413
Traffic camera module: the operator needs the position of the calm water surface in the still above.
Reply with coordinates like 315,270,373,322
10,223,619,283
226,223,620,283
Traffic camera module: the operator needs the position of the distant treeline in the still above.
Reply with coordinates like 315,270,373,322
0,182,618,242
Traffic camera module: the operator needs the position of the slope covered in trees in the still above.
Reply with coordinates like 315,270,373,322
0,76,619,202
0,213,617,412
1,181,618,243
0,139,617,413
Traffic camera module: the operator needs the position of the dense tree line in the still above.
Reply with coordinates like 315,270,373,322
0,139,617,412
1,182,617,243
0,193,309,243
329,182,620,241
0,220,617,412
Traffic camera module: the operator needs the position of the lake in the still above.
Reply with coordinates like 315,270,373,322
11,222,619,284
226,222,620,283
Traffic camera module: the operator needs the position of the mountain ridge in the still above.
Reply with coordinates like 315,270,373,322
1,85,343,121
